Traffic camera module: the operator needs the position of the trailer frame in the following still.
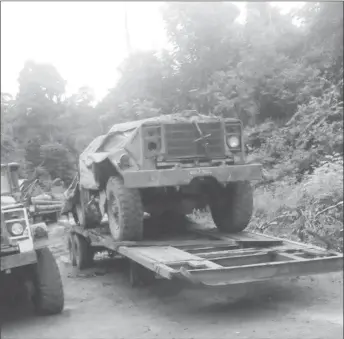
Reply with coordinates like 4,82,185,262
67,222,343,287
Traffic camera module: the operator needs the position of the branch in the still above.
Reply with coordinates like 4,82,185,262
315,201,343,219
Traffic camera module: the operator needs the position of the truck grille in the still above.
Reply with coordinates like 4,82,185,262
163,122,225,159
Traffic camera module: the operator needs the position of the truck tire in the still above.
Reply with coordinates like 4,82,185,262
209,181,253,233
73,233,94,270
106,176,143,241
32,247,64,315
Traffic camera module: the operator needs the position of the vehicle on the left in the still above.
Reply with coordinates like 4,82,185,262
1,162,64,315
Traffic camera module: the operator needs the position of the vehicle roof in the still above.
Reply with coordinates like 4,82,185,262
107,112,240,134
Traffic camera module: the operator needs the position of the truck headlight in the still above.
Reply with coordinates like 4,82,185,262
10,222,24,236
227,136,240,148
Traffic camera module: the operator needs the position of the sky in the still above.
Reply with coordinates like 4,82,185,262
1,1,304,101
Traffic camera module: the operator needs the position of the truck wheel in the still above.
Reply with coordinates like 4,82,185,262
32,247,64,315
106,176,143,241
209,181,253,233
73,234,94,270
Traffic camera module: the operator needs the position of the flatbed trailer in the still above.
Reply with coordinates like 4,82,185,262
67,223,343,287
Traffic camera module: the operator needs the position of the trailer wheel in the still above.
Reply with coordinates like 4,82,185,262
32,247,64,315
106,176,143,241
210,181,253,233
73,234,94,270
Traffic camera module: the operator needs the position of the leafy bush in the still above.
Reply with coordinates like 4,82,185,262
249,154,343,252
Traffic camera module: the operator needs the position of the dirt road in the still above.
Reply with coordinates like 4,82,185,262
1,223,343,339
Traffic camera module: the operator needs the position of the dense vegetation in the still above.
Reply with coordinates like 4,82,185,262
1,2,343,250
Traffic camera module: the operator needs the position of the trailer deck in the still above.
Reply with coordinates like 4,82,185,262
67,223,343,287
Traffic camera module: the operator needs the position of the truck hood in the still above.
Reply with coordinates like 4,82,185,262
78,112,241,190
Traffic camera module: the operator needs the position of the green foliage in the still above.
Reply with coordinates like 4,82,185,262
250,154,343,252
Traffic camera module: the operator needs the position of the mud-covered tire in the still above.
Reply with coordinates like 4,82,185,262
106,176,143,241
32,247,64,315
209,181,253,233
73,234,94,270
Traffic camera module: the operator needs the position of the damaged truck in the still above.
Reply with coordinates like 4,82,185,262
62,112,262,241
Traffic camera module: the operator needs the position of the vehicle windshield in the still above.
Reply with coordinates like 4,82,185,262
1,166,19,195
1,168,11,195
10,169,19,191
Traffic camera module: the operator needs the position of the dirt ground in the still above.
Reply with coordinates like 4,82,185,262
1,223,343,339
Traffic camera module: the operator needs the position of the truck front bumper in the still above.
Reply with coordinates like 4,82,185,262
122,163,262,188
1,250,37,271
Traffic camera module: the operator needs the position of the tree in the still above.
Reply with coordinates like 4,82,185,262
98,50,174,125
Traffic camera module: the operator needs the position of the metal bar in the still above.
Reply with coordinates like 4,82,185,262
197,248,266,259
244,231,342,256
190,228,283,245
275,253,308,261
212,253,273,267
185,244,239,253
4,218,26,223
179,256,343,286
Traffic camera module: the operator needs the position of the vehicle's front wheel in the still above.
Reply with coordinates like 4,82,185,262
32,247,64,315
106,176,143,241
209,181,253,233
